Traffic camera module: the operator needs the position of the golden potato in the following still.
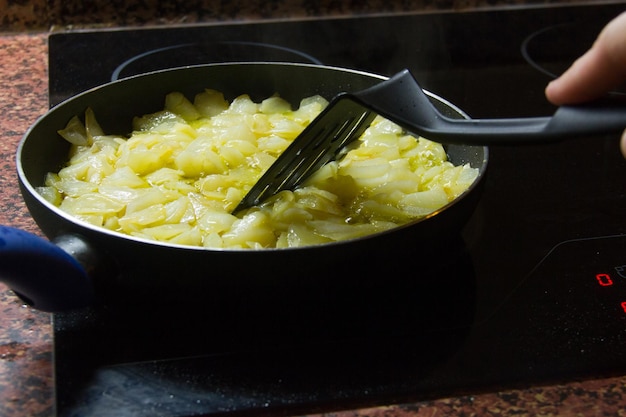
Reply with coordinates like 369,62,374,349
38,90,479,249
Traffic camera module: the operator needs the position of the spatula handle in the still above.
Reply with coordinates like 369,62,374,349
543,98,626,139
350,69,626,145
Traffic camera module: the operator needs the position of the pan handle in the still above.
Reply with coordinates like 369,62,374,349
0,226,95,312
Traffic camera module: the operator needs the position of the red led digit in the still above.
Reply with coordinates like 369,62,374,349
596,273,613,286
621,302,626,314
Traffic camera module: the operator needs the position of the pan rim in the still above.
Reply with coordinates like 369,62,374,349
17,62,488,253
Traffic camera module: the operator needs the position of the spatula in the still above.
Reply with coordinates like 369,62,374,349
232,68,626,213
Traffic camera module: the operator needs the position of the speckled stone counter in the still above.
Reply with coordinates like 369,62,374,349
0,32,53,417
2,1,626,416
0,0,605,32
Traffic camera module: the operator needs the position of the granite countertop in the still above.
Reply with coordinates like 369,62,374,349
0,0,596,32
2,1,626,416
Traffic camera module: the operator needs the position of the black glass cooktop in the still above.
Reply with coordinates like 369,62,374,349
49,3,626,417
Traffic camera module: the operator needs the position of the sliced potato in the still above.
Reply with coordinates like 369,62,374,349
47,90,479,248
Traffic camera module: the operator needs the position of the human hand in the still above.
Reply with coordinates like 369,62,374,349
545,11,626,156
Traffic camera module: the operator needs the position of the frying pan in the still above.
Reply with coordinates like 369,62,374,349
0,63,488,312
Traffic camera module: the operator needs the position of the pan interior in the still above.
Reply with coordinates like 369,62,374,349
18,63,487,249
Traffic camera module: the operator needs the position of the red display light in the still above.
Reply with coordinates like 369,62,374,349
596,273,613,287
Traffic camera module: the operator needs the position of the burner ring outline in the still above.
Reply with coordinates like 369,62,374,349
111,41,324,82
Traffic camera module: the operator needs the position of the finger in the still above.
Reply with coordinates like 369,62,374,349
546,12,626,105
621,129,626,159
545,48,622,104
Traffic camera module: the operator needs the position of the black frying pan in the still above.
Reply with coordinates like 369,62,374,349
0,63,488,312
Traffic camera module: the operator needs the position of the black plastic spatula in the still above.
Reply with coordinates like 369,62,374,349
233,69,626,213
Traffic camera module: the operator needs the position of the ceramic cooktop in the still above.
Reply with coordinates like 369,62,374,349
49,3,626,416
